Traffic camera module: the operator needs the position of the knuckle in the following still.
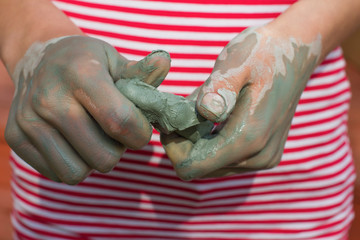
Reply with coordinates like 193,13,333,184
174,160,202,182
175,169,195,181
265,149,283,169
93,152,120,173
104,106,132,137
66,56,103,78
244,127,271,155
104,107,151,148
4,125,19,148
253,148,282,170
62,170,89,185
31,92,52,114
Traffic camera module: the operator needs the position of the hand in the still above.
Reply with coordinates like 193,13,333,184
5,36,170,184
161,26,322,181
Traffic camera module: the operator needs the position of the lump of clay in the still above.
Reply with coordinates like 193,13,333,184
115,78,214,142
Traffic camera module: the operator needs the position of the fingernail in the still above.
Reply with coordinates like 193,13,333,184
200,93,226,121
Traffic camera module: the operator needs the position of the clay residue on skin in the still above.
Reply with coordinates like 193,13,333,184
198,33,259,122
115,78,213,142
12,36,78,91
168,28,322,180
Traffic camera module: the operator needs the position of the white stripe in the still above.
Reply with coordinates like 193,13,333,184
12,211,77,239
157,85,196,94
125,54,216,68
199,155,354,203
312,57,346,74
11,164,201,206
295,90,350,112
288,116,346,136
71,0,290,13
122,152,172,167
11,143,353,199
191,144,352,192
292,102,348,125
285,122,346,149
11,148,353,211
300,80,350,99
165,72,210,81
12,180,353,229
91,34,224,54
72,18,239,41
283,135,348,160
13,202,352,240
55,1,273,27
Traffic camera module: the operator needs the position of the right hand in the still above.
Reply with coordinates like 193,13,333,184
5,36,170,184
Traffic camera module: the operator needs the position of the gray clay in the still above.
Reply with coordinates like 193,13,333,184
115,78,214,142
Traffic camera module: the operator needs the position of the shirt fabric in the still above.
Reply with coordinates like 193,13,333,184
11,0,355,239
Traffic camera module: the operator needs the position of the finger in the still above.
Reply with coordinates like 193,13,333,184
17,111,92,185
227,118,290,170
73,67,153,149
105,45,171,87
5,89,60,182
161,86,257,181
196,33,257,122
33,96,126,173
5,122,61,182
122,50,171,87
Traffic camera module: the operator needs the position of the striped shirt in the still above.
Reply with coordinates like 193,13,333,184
11,0,355,239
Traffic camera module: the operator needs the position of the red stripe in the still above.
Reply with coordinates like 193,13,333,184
199,150,352,195
304,75,347,91
11,157,352,215
13,147,353,206
161,80,205,87
55,0,283,18
82,27,229,46
298,88,350,104
287,120,346,140
283,131,343,153
290,109,348,129
320,53,344,65
12,186,353,234
13,228,44,240
112,45,219,60
294,98,349,117
309,67,344,79
65,11,248,32
13,211,81,239
138,0,297,4
12,176,353,224
281,141,348,165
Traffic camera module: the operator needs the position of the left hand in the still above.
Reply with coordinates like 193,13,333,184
160,25,322,181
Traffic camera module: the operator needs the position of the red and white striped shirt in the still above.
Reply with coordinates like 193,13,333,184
11,0,355,239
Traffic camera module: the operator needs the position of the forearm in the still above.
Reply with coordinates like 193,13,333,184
0,0,83,75
267,0,360,61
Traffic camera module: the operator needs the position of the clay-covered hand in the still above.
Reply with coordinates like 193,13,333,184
161,26,322,180
5,36,170,184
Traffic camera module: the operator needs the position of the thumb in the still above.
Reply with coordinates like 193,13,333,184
121,50,171,87
197,52,250,122
104,43,171,87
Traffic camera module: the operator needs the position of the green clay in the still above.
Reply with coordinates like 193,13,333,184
115,78,214,142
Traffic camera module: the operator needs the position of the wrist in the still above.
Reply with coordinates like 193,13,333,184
265,0,360,62
0,0,83,75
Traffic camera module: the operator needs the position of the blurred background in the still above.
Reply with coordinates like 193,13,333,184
0,30,360,239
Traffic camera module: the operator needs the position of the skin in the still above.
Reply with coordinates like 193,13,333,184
0,0,360,236
160,0,360,181
0,0,359,188
161,27,321,180
4,35,171,184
